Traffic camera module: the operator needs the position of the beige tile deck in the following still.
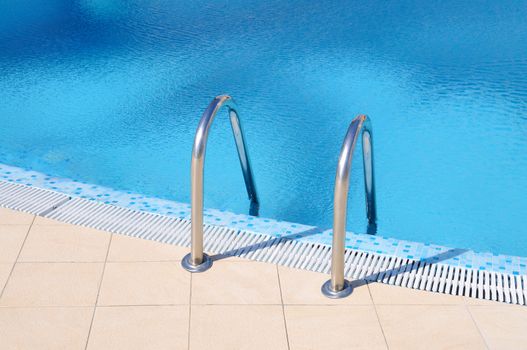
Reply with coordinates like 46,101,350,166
0,307,93,350
278,265,372,305
0,207,34,225
0,263,13,291
87,305,189,350
191,261,282,305
190,305,288,350
98,261,190,306
0,207,526,350
107,234,188,262
285,305,387,349
0,225,31,263
19,225,111,262
1,262,104,307
469,305,527,349
376,305,487,349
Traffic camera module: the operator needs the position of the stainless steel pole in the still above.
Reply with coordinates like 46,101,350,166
182,95,259,273
322,115,377,298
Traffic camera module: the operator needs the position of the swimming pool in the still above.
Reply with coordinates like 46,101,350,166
1,1,526,257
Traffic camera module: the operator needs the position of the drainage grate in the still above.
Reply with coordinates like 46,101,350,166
0,180,525,305
0,181,70,215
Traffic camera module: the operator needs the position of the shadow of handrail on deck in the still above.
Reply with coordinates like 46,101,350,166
351,247,469,289
209,227,469,292
210,227,324,262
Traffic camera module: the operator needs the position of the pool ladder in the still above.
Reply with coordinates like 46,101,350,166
182,95,377,300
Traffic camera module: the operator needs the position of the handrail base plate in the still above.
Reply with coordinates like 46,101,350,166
181,253,213,273
321,279,353,299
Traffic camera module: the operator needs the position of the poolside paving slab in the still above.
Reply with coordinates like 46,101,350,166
285,305,387,350
0,262,104,307
18,225,111,262
0,207,34,225
376,305,487,350
0,207,525,349
0,263,13,292
0,307,93,350
98,261,190,306
189,305,288,350
0,225,31,263
469,305,527,349
278,265,372,305
191,261,282,305
87,305,189,350
107,234,188,262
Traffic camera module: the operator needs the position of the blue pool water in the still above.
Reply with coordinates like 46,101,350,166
1,1,526,256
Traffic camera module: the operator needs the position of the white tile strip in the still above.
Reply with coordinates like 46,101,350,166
0,180,524,305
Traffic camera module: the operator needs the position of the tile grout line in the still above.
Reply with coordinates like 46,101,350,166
367,283,391,350
12,259,186,264
0,215,36,299
465,304,491,350
187,272,193,350
16,260,130,264
4,301,505,307
276,265,291,350
84,232,113,350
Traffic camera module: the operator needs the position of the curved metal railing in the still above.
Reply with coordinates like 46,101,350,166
181,95,259,273
322,115,377,298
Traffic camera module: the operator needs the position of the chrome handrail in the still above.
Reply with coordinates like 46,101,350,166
322,115,377,298
182,95,259,273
